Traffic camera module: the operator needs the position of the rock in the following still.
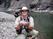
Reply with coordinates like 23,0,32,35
0,12,18,39
0,12,15,22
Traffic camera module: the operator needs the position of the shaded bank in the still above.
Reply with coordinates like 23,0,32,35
31,12,53,39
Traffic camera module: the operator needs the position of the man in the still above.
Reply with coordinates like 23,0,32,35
15,6,39,39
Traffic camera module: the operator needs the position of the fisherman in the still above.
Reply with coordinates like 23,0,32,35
15,6,39,39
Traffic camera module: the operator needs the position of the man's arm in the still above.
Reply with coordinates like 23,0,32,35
28,17,34,30
15,17,20,30
15,17,24,30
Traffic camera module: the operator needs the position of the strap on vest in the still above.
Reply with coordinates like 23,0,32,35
20,17,30,22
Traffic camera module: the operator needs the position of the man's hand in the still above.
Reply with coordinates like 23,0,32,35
15,26,20,30
28,26,33,31
19,23,23,26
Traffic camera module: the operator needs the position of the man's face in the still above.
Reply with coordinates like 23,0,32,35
21,10,28,18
